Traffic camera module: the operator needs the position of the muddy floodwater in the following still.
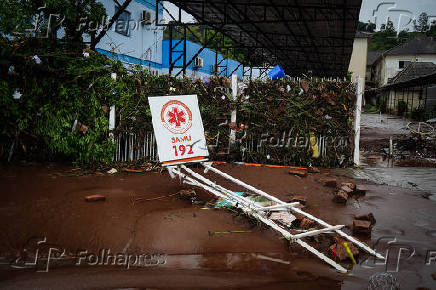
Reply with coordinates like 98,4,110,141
0,163,435,289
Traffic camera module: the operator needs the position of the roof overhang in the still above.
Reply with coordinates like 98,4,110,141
166,0,362,77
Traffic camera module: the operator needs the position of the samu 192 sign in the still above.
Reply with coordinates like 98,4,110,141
148,95,209,165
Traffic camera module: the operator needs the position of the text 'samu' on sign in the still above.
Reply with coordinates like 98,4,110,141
148,95,209,165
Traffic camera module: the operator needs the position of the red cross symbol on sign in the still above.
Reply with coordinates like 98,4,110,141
167,107,186,128
160,100,193,134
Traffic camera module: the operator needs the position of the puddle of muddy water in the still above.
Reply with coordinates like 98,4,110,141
334,167,436,201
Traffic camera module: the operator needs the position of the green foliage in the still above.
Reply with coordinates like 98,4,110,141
1,37,118,165
0,0,106,48
378,98,387,113
364,104,379,113
414,12,430,32
358,21,376,33
1,36,355,167
397,100,407,116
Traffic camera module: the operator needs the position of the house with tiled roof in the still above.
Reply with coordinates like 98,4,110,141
373,37,436,87
381,62,436,115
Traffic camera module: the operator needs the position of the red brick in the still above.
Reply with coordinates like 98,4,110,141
353,219,372,235
341,182,356,191
308,167,320,173
333,190,348,204
291,195,307,205
355,213,376,225
300,218,315,229
85,194,106,202
432,272,436,280
330,242,359,261
340,185,354,194
288,169,307,177
319,178,337,188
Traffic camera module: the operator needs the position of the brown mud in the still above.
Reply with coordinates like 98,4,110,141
0,163,435,289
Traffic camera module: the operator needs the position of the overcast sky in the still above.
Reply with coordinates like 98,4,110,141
164,1,436,32
360,0,436,31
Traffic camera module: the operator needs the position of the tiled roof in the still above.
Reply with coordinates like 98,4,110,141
386,37,436,55
389,62,436,85
367,51,382,66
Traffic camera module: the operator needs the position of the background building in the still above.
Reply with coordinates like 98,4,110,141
94,0,164,75
161,39,243,79
373,37,436,87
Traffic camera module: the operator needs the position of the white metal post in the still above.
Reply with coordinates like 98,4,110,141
109,105,116,138
353,76,363,167
230,74,238,144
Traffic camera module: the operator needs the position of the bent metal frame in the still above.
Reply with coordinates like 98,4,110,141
164,161,384,273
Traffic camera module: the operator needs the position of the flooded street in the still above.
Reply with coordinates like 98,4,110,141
0,162,435,289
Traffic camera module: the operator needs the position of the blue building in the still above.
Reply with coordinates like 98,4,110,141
93,0,164,75
161,39,243,79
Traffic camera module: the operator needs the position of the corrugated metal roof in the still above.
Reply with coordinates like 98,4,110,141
168,0,362,77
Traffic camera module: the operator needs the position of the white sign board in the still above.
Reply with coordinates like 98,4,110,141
148,95,209,165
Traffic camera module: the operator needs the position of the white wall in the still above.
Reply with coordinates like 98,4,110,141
348,37,368,93
377,54,436,86
96,0,163,70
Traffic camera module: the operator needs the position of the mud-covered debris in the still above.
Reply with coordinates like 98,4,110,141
292,203,305,220
269,212,296,224
291,195,307,205
319,178,337,188
333,190,348,203
178,189,196,200
330,242,359,261
355,184,368,195
300,218,315,229
288,169,307,177
308,167,320,173
85,194,106,202
355,213,376,225
432,272,436,280
353,219,372,235
340,185,354,194
421,192,432,199
341,182,356,191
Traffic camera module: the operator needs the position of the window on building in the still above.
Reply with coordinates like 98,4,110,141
399,60,411,69
114,7,131,36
